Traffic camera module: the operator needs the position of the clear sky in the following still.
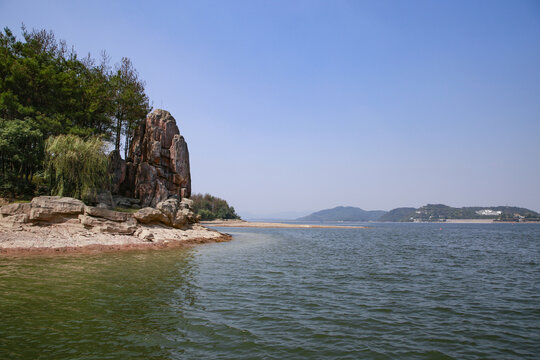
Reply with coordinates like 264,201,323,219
1,0,539,217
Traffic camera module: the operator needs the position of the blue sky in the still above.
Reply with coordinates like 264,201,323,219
1,0,539,217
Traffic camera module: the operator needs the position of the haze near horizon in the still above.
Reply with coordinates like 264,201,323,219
1,0,539,216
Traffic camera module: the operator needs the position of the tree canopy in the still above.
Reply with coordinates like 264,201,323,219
191,193,240,220
0,26,151,197
45,134,109,202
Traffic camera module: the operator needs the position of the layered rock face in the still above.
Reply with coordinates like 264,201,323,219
115,109,191,207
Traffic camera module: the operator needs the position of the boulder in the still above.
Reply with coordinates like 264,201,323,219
180,198,193,210
155,198,190,228
29,196,85,221
156,198,180,222
31,196,84,213
173,208,190,228
84,206,132,222
133,198,197,228
133,207,169,224
78,215,137,235
112,109,192,207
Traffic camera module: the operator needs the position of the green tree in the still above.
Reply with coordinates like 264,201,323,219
0,26,153,199
110,57,150,157
0,118,43,196
191,193,241,220
45,134,109,202
198,209,216,221
0,26,116,137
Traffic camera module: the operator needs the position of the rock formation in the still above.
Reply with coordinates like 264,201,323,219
113,109,191,207
0,196,198,236
134,198,196,229
0,196,229,253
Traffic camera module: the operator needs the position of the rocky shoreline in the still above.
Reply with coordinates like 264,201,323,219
0,196,231,255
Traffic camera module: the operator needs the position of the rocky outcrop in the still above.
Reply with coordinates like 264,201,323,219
0,196,134,234
113,109,191,207
0,196,199,236
133,207,169,224
0,195,228,253
134,198,197,229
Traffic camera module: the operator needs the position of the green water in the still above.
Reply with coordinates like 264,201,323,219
1,223,539,359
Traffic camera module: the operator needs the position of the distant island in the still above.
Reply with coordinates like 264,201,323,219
298,204,540,222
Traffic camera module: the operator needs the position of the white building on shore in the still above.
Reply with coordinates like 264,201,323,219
476,209,502,216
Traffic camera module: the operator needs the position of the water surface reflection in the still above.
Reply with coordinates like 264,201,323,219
0,249,197,360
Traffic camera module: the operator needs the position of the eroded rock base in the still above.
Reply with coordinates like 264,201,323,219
0,196,229,255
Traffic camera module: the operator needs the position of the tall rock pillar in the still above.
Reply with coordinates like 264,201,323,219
119,109,191,207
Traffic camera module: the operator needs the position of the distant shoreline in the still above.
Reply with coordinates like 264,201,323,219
205,219,540,226
414,219,539,224
201,220,367,229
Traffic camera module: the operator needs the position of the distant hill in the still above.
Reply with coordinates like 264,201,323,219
297,204,540,222
378,207,416,222
380,204,539,222
297,206,386,222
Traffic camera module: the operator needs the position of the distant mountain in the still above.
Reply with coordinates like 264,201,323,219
297,206,386,222
296,204,540,223
378,207,416,222
379,204,540,222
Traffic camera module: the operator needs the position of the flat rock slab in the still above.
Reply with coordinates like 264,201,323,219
0,203,31,216
29,196,85,220
84,206,132,222
79,215,137,235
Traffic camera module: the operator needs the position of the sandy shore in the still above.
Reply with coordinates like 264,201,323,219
202,219,367,229
0,221,231,256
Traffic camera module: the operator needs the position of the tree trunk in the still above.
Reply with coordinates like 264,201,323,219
115,115,122,151
124,128,131,160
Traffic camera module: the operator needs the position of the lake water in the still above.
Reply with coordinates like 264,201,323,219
0,223,538,359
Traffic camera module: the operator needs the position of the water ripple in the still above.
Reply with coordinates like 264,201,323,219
0,223,539,359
